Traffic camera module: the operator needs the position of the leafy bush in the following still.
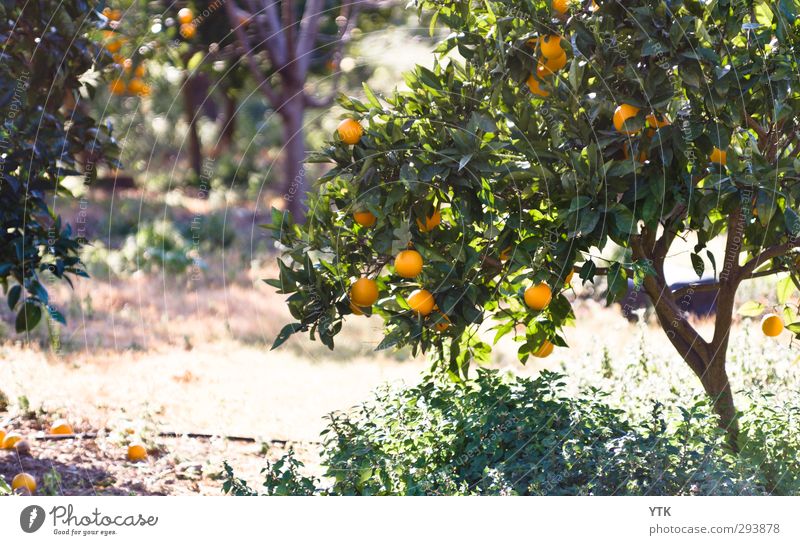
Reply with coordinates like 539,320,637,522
225,370,793,496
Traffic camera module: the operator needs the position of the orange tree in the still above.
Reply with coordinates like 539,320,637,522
268,0,800,447
1,0,116,333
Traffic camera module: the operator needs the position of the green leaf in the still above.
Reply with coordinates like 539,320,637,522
737,301,765,317
777,275,794,305
690,253,705,278
7,284,21,310
271,322,303,350
15,302,42,333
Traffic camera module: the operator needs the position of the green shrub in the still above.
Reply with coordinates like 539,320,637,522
226,370,786,496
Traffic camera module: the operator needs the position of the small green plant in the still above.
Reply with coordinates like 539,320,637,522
222,448,318,496
41,468,63,496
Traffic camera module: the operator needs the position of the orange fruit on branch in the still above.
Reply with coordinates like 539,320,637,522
2,431,23,449
537,52,567,76
539,35,564,60
552,0,569,14
613,104,640,134
12,473,36,493
524,283,552,311
350,278,379,307
407,289,435,316
645,113,670,129
761,314,784,337
353,210,376,227
710,146,727,165
178,7,194,24
533,340,554,358
526,75,549,97
337,118,363,145
395,250,423,278
180,23,196,39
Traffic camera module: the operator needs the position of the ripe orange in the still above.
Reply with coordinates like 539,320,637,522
127,79,149,96
591,0,599,11
761,314,784,337
12,473,36,493
2,431,23,449
553,0,569,14
433,312,451,332
50,419,74,435
526,75,549,97
416,208,442,232
350,278,379,307
127,443,148,462
565,270,574,284
407,289,435,316
622,146,647,162
646,113,670,128
613,104,640,134
533,340,554,358
109,79,126,95
0,428,5,445
105,40,122,53
103,8,122,21
180,23,196,39
337,118,363,145
540,35,564,59
524,283,552,310
353,210,376,227
537,52,567,76
395,250,423,278
710,147,727,165
178,7,194,24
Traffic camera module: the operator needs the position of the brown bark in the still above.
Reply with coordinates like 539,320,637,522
280,92,307,221
182,78,203,178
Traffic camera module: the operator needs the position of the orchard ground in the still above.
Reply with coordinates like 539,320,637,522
0,190,797,495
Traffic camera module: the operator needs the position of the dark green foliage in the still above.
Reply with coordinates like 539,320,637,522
0,0,116,333
226,370,800,496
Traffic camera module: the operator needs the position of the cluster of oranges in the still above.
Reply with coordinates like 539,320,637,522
102,8,151,97
177,7,197,39
1,418,149,495
337,119,573,352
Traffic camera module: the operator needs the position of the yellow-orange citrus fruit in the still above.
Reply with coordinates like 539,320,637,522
349,302,367,315
395,250,424,279
109,79,126,95
526,75,550,97
337,118,363,145
180,23,196,39
591,0,599,10
350,278,379,307
106,40,122,53
622,146,647,162
613,104,640,134
353,210,376,227
12,473,36,493
540,35,564,59
407,289,435,316
537,52,567,77
103,8,122,21
0,429,5,445
533,340,554,358
50,419,74,435
565,270,574,284
524,283,552,311
646,113,670,129
710,147,727,165
127,79,149,96
178,7,194,24
553,0,569,14
433,313,451,332
499,246,512,262
761,314,784,337
127,443,148,462
2,432,23,449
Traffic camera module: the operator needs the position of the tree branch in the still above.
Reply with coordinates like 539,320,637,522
739,239,800,282
225,0,282,106
746,115,768,141
303,0,357,109
245,0,288,67
295,0,325,80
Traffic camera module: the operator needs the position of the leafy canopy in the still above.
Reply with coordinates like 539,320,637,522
269,0,800,376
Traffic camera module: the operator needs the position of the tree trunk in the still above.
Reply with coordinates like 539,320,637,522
700,354,740,450
280,92,307,221
182,78,203,177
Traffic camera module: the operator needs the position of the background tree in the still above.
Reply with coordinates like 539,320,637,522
223,0,393,218
269,0,800,448
0,0,116,333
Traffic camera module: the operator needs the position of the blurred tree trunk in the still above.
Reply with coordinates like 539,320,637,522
280,92,306,219
182,76,203,177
